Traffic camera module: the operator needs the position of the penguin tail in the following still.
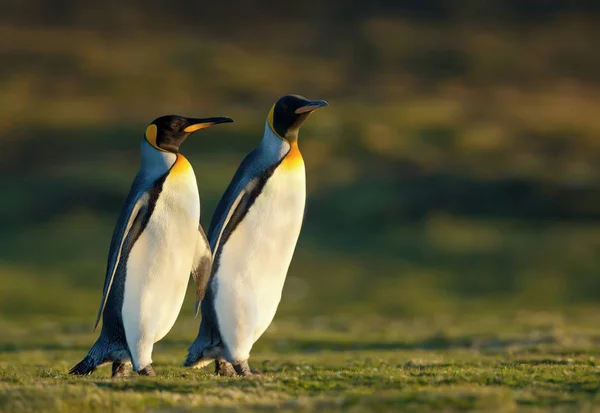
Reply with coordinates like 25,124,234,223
69,337,110,375
69,355,98,375
184,342,205,367
184,342,222,368
184,351,216,369
186,313,223,368
183,353,200,368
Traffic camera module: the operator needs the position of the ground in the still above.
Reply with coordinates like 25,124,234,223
2,311,599,412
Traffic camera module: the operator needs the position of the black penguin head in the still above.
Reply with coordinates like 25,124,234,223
145,115,233,153
267,95,328,141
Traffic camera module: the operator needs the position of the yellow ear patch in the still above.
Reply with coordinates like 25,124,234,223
184,123,212,133
267,104,275,129
145,124,166,152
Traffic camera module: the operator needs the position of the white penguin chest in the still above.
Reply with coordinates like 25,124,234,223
215,162,306,342
222,164,305,283
123,163,200,342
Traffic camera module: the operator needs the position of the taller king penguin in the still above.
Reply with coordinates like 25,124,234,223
70,114,233,378
186,95,328,376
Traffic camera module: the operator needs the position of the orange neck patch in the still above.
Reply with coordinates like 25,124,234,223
170,153,192,176
281,141,304,169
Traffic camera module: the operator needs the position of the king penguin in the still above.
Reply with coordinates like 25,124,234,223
69,114,233,378
185,95,328,376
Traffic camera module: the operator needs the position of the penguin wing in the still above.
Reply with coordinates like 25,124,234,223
208,146,287,256
94,177,156,330
211,185,251,256
192,225,213,317
211,166,282,260
207,148,270,247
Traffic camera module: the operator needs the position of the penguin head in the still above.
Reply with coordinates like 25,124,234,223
267,95,328,141
145,115,233,153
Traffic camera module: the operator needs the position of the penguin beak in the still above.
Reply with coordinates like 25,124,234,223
183,117,234,133
295,100,329,114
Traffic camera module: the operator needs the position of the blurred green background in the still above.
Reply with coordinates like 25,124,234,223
1,1,600,325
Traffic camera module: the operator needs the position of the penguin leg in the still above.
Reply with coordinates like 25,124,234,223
111,361,131,379
138,364,156,376
214,359,236,377
124,326,155,375
232,360,253,377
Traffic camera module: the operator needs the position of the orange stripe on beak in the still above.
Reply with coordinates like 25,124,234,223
183,123,215,133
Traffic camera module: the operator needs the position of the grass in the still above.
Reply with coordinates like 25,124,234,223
2,311,600,412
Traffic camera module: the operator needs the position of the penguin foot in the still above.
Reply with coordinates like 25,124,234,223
138,364,156,376
232,360,253,377
214,359,236,377
111,362,131,379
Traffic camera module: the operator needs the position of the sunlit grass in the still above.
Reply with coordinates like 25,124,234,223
2,313,600,412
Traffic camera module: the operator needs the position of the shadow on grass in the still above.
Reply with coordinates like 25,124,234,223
0,330,561,358
93,377,264,393
268,333,559,354
530,376,600,395
505,358,578,366
0,343,91,353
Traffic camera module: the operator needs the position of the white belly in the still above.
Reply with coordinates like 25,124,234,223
214,163,305,359
123,169,200,348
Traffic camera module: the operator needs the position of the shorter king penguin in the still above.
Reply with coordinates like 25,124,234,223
70,114,233,378
185,95,328,376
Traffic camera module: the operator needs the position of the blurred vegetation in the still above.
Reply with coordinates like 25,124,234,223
1,0,600,328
